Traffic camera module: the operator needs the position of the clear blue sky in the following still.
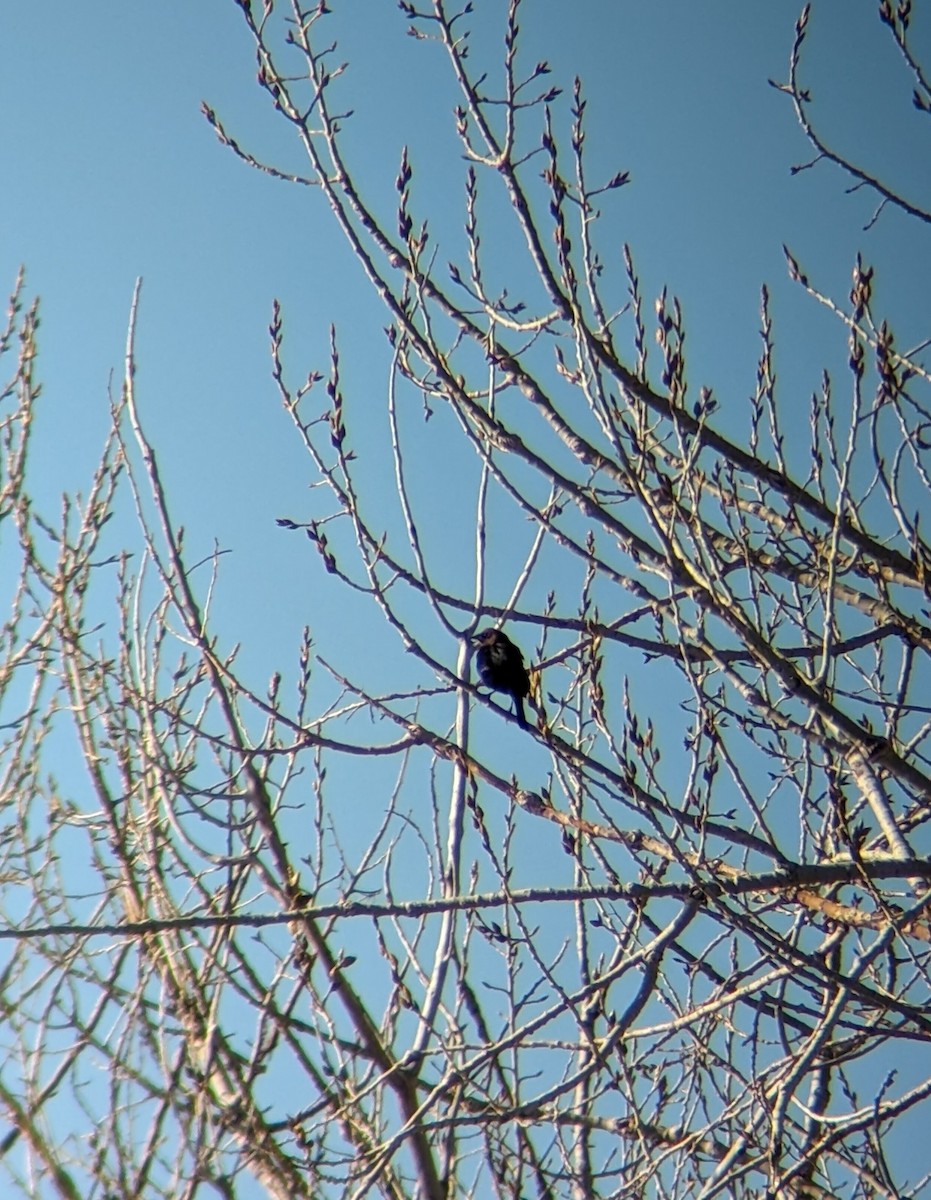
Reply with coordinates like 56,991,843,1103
1,2,929,1189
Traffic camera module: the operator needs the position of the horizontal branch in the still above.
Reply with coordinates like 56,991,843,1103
5,857,929,943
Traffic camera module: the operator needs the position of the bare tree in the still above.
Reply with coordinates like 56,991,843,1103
1,2,929,1198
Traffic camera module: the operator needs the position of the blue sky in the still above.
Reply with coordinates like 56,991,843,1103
1,2,930,1188
2,4,927,659
3,4,927,651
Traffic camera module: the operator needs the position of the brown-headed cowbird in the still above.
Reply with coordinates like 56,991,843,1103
474,628,531,727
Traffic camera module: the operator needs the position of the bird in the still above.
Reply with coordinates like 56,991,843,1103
473,628,531,727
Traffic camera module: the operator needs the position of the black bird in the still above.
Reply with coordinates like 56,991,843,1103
473,628,531,727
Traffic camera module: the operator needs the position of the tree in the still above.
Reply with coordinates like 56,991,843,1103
1,2,929,1197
